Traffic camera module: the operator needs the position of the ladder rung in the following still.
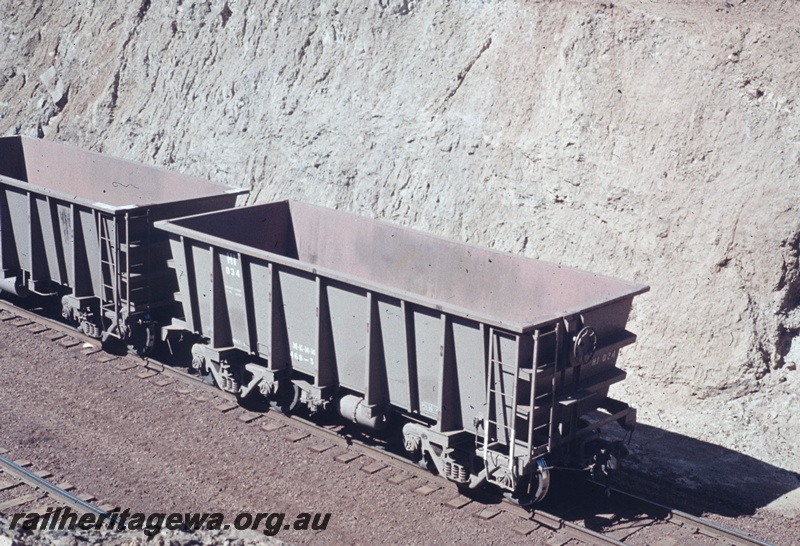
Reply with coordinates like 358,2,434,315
518,405,549,418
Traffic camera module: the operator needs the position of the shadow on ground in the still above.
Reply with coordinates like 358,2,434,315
600,422,800,517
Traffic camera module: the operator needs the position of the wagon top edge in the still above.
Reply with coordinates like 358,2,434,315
0,136,247,210
155,200,649,331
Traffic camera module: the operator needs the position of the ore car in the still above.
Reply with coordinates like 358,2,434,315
156,200,648,503
0,136,246,354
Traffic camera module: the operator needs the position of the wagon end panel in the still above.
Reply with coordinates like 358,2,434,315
523,297,640,468
555,299,636,405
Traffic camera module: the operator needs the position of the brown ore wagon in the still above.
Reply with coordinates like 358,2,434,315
0,136,246,353
156,200,649,503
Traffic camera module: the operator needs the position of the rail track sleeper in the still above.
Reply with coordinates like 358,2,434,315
59,338,81,348
0,493,43,511
387,473,413,485
361,461,387,475
214,401,238,413
284,431,309,443
334,452,362,464
444,496,472,509
237,412,261,423
0,454,104,516
0,480,18,492
161,366,236,402
261,421,285,432
414,484,440,496
475,507,502,520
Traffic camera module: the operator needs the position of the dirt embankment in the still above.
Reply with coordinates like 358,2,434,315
1,0,799,477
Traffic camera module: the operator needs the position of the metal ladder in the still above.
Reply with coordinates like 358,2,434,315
530,323,561,455
99,213,119,328
482,329,523,482
99,211,150,332
482,324,562,479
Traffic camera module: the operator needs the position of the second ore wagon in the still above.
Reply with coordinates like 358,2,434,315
0,136,246,353
156,200,648,503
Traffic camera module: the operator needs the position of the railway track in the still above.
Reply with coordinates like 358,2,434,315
532,480,775,546
0,298,775,545
0,450,107,519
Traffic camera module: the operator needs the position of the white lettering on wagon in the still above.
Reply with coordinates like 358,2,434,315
223,252,243,298
421,401,439,415
224,252,242,278
291,342,316,367
586,348,618,368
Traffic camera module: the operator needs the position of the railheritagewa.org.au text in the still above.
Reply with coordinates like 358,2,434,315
9,507,331,537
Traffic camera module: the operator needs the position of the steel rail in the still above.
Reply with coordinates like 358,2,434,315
600,485,774,546
530,509,627,546
0,454,106,516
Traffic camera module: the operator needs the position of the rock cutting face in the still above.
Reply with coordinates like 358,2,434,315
0,0,798,523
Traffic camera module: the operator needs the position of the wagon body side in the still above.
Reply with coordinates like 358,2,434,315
156,201,647,499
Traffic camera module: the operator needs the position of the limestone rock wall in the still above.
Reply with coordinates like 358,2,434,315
1,0,798,471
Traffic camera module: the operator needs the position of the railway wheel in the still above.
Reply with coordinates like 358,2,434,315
416,453,437,473
505,459,551,506
269,380,300,414
127,322,156,356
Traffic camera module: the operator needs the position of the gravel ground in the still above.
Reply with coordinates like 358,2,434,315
0,316,798,545
0,318,556,545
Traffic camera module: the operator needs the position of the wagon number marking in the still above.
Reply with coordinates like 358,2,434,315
224,253,241,278
291,342,316,367
587,348,618,368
